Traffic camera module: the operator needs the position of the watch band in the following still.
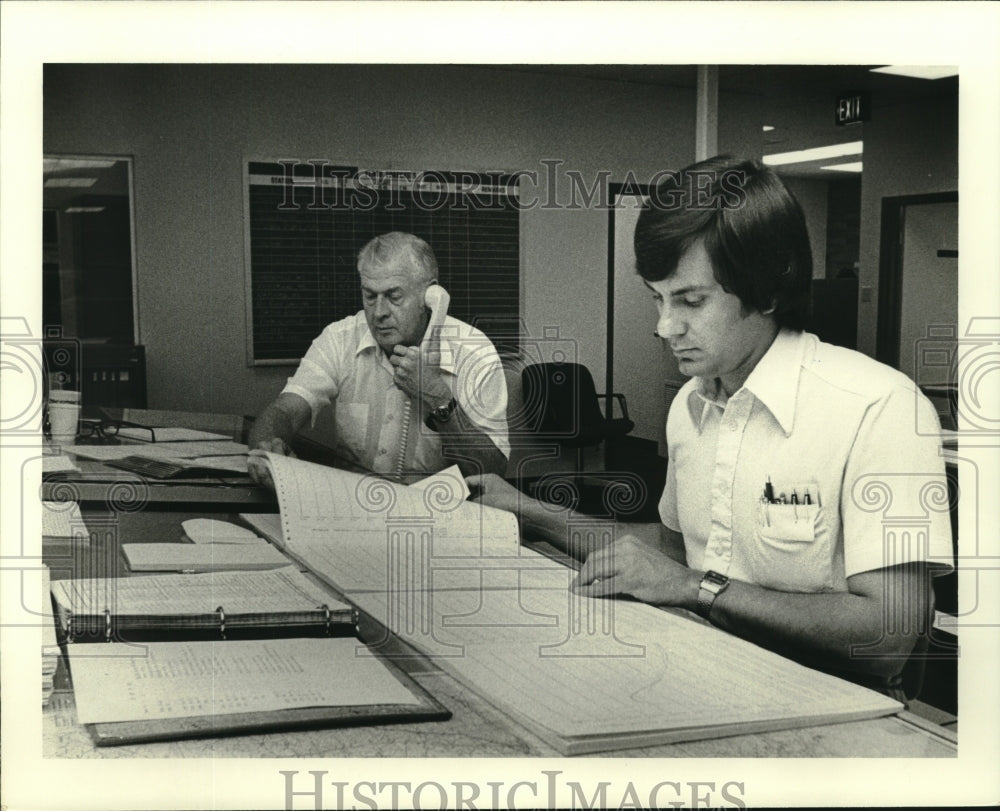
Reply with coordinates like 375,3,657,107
695,570,730,620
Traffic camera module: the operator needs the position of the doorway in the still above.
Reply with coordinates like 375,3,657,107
876,191,959,379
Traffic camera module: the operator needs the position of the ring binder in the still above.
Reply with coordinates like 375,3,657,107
50,569,357,643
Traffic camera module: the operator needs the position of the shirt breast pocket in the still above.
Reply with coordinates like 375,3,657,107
752,485,833,592
335,402,370,461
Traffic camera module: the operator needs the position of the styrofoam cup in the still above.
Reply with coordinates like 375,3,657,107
48,402,80,442
48,389,82,405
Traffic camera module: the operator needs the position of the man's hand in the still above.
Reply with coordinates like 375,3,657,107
389,326,451,408
572,535,701,607
247,439,295,489
466,472,526,515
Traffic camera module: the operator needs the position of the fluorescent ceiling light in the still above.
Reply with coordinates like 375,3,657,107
821,162,863,173
64,206,106,213
763,141,863,167
43,158,116,173
870,65,958,80
45,177,99,188
762,125,775,132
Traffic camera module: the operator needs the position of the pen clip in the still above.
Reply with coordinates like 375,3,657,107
763,475,775,504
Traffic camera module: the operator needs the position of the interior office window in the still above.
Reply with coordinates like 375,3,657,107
42,155,137,343
245,162,521,364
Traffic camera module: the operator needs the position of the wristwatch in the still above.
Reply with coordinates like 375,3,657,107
695,570,730,620
428,397,457,425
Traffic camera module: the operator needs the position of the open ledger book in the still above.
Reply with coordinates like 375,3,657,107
248,453,903,756
55,566,450,744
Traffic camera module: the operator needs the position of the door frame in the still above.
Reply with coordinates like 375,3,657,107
875,190,958,368
605,181,650,420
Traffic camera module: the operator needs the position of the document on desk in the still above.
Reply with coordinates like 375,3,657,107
69,440,249,462
68,638,422,724
42,500,87,539
42,454,81,476
261,453,558,593
116,427,230,442
351,586,903,754
122,542,290,572
261,453,901,754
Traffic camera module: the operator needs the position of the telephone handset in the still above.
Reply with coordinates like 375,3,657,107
394,284,450,480
422,284,450,344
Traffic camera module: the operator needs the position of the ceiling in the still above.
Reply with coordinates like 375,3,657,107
496,64,958,178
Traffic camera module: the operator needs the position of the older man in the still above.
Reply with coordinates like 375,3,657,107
249,231,509,483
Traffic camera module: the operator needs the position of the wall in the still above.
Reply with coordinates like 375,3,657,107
784,177,828,280
44,65,694,415
857,90,958,356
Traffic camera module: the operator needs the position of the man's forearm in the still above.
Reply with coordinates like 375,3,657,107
695,566,932,680
433,403,507,477
510,498,615,561
248,400,302,449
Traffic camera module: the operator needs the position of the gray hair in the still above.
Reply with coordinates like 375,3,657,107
357,232,438,281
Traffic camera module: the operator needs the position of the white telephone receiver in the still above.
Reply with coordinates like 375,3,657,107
394,284,450,480
421,284,450,344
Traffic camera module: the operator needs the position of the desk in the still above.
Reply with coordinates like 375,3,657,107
43,451,277,512
42,510,957,758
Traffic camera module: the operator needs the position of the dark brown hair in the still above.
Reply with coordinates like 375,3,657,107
634,155,813,330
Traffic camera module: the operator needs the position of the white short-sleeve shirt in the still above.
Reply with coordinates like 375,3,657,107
659,329,954,593
282,312,509,480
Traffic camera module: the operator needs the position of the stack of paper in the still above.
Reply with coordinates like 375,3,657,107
181,518,264,545
42,454,81,476
117,426,230,442
41,567,60,706
42,501,88,542
122,542,290,573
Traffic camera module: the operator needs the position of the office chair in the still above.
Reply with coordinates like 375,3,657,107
520,362,634,472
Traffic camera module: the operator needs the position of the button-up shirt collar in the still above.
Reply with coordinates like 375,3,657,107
354,322,456,374
687,328,805,436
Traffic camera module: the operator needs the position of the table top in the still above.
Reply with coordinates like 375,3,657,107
42,450,278,512
42,668,957,759
42,510,958,759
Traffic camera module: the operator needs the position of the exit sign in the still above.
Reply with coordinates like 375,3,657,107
835,92,870,126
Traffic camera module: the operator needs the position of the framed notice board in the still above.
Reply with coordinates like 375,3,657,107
244,161,521,365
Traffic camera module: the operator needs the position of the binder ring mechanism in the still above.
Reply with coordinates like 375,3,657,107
104,608,112,642
216,605,226,639
314,604,362,636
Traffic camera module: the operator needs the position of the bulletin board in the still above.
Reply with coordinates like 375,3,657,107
244,161,521,365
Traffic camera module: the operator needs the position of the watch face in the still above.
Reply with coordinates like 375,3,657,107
432,400,454,420
703,571,728,587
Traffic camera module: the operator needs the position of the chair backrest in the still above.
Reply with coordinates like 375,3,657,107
520,362,606,441
501,357,529,434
